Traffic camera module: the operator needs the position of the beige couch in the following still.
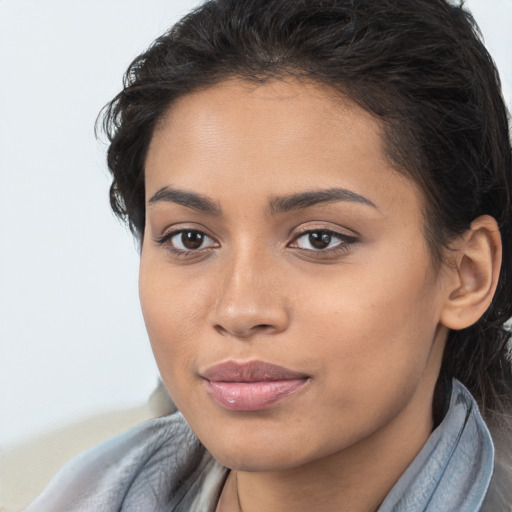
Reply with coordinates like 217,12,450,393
0,384,175,512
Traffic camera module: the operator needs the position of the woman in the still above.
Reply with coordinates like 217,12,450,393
25,0,512,510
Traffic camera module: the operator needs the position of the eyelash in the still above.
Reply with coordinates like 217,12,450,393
288,229,358,254
154,229,218,257
154,228,358,258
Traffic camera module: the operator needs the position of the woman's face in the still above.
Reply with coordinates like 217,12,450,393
140,79,452,471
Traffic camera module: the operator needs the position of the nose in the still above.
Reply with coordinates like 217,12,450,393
209,249,290,339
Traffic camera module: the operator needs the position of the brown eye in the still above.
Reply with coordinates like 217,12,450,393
290,229,357,253
181,231,204,249
156,229,217,253
309,231,332,249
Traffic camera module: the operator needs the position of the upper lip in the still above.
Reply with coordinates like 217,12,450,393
201,360,309,382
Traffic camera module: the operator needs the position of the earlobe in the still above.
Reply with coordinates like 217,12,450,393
440,215,502,331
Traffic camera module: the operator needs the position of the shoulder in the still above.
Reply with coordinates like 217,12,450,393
23,411,210,512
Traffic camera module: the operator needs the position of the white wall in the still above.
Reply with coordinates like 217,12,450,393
0,0,202,448
1,0,511,448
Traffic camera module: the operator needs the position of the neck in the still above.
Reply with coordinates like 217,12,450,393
217,385,435,512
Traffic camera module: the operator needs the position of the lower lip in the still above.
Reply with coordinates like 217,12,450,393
206,379,308,411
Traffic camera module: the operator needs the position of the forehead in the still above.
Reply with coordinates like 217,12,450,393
145,78,421,214
154,78,379,136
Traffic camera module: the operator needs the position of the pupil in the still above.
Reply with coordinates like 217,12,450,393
310,232,331,249
182,231,204,249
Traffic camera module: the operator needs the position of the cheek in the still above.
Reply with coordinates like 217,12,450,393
294,247,441,397
138,257,205,385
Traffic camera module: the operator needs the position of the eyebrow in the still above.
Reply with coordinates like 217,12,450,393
148,185,377,216
148,186,222,215
269,187,378,213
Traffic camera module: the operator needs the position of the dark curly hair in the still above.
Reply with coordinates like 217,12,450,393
100,0,511,457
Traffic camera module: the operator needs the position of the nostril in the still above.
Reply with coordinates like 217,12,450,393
210,293,290,339
213,322,277,339
214,324,228,336
254,323,273,330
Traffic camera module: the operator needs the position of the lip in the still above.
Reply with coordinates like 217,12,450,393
201,360,310,411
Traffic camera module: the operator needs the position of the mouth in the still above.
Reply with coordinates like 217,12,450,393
201,360,310,411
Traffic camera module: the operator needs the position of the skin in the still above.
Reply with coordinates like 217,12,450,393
139,79,493,512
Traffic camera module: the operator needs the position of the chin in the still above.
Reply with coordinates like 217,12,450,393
207,442,309,472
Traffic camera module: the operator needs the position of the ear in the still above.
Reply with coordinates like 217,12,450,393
440,215,502,331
